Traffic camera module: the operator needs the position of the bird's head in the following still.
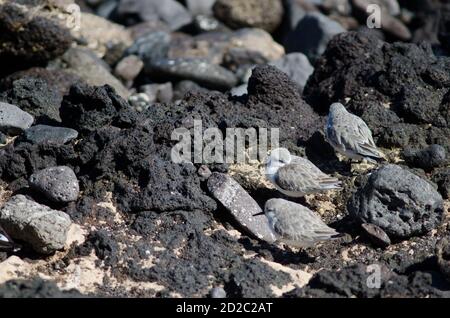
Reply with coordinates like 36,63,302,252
329,102,347,115
266,147,292,169
262,199,282,225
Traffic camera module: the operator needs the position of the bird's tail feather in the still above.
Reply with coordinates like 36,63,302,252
331,233,345,239
315,229,343,241
319,177,342,190
359,144,386,162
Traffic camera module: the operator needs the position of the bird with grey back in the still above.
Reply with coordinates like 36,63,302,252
254,198,342,248
265,147,341,197
325,103,384,163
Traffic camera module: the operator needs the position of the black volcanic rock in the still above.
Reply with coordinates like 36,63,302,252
304,31,450,152
244,65,323,146
0,278,83,298
285,264,450,298
60,84,137,134
348,165,444,239
0,77,62,124
0,2,72,72
403,144,447,171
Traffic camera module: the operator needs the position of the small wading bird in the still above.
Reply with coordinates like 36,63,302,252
265,148,341,197
325,103,385,163
0,225,20,253
254,198,342,248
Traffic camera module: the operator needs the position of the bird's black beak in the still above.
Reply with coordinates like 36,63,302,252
253,212,265,217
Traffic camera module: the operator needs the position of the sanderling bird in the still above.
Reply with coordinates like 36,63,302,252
325,103,385,163
254,198,342,248
0,225,19,252
265,148,341,197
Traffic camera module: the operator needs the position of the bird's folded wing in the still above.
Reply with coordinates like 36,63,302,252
274,212,337,242
272,210,309,240
276,163,339,192
337,119,383,158
291,156,326,177
275,164,321,192
314,227,339,236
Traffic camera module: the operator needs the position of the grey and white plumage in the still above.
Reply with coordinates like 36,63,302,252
265,148,341,197
263,198,341,248
325,103,384,163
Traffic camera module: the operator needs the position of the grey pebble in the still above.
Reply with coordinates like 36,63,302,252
361,223,391,248
29,166,80,203
285,11,346,62
116,0,192,31
126,32,171,67
114,55,144,83
53,48,130,99
139,83,173,104
148,58,238,90
0,102,34,135
0,195,72,254
23,125,78,145
403,144,446,171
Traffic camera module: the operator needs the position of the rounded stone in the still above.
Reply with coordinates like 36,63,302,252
348,164,444,239
147,58,238,90
0,195,72,254
361,223,391,248
126,31,171,68
0,102,34,135
228,28,285,61
213,0,284,33
22,125,78,145
403,144,446,171
0,2,72,67
284,12,346,62
29,166,80,203
114,55,144,82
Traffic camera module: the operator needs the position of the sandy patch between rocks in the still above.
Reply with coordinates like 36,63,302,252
259,258,312,295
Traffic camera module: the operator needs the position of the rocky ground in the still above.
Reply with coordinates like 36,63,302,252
0,0,450,298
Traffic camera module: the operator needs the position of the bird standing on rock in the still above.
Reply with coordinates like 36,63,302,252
254,198,342,248
325,103,385,163
265,148,341,197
